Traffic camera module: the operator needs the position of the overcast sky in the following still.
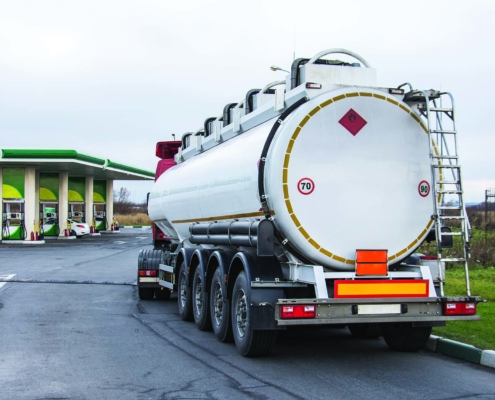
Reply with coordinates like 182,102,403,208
1,0,493,203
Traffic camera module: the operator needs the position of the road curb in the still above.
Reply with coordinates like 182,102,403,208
424,335,494,368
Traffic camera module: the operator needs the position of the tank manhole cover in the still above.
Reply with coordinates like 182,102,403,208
338,108,367,136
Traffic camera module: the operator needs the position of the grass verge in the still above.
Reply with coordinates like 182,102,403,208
115,213,151,226
432,265,495,350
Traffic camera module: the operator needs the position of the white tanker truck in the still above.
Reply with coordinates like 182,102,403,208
138,49,482,357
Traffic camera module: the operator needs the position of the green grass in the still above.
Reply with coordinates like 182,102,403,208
432,266,495,350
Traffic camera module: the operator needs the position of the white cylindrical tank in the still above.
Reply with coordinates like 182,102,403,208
149,87,434,271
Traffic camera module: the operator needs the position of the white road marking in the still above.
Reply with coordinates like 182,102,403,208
136,237,147,240
114,241,127,244
0,274,16,289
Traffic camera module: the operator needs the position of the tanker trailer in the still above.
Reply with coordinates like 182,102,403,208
143,48,483,357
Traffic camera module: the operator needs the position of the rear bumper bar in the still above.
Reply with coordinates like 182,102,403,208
275,297,482,326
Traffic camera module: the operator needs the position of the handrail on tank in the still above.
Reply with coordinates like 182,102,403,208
398,82,414,91
307,48,372,68
260,80,285,93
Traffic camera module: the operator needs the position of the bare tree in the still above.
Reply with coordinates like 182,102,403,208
114,187,133,214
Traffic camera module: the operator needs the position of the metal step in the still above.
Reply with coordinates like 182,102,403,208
438,216,465,220
438,206,462,210
430,130,456,134
437,190,463,194
440,258,466,262
429,107,453,112
436,180,460,185
440,232,463,236
432,155,458,159
432,164,460,168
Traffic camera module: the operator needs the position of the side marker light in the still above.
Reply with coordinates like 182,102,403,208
306,83,322,89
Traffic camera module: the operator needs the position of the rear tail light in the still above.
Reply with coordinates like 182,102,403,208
138,270,157,277
280,305,316,319
76,225,85,228
444,302,476,315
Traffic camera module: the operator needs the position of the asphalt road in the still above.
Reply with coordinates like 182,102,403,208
0,230,494,400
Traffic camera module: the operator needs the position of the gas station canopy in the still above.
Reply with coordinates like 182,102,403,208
0,149,154,180
1,149,154,242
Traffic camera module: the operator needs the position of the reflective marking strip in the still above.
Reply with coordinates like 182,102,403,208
334,280,429,298
285,91,435,264
309,106,321,116
320,99,333,108
172,210,275,224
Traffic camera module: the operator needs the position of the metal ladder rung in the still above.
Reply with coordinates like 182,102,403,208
440,258,466,262
432,164,460,168
437,190,463,194
432,155,458,159
437,180,460,185
430,130,456,134
438,206,462,210
438,216,465,220
440,232,463,236
429,107,453,112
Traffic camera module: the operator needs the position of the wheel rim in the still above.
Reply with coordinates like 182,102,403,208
180,272,187,308
235,288,247,338
195,275,203,316
213,282,223,326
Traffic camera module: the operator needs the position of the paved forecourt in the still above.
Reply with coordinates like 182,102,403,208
0,229,494,400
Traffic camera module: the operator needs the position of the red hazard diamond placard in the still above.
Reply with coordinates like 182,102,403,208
338,108,367,136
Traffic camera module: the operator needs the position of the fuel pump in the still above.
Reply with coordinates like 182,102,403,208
93,203,107,231
40,203,59,237
68,202,85,222
2,201,27,240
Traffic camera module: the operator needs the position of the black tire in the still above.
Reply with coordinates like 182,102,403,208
231,271,277,357
192,267,212,331
177,262,194,321
210,267,233,342
138,287,154,300
382,322,432,352
155,287,171,300
348,323,382,338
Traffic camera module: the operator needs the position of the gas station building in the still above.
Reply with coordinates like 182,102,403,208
0,149,154,242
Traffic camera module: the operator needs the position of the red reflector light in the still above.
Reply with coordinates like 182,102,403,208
138,270,157,277
444,302,476,315
420,256,438,260
280,305,316,319
76,225,85,228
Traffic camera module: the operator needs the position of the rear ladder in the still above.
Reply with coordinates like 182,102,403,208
407,89,471,296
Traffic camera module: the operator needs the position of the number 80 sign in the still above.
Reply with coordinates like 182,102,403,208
298,178,315,195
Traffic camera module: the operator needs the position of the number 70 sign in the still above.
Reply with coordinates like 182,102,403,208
297,178,315,195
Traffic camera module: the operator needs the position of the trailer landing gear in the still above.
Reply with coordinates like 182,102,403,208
231,271,277,357
382,322,432,352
